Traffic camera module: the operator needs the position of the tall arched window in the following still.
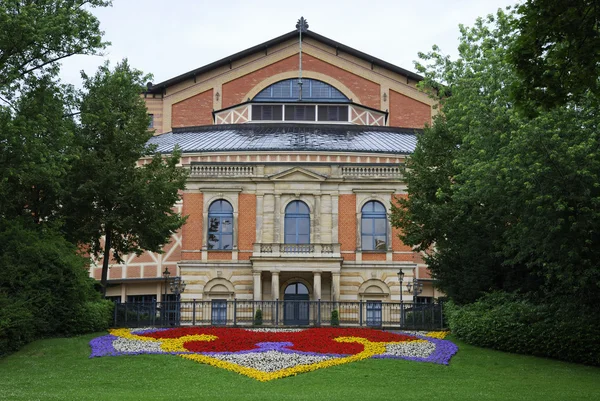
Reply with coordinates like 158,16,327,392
361,201,387,251
207,200,233,250
284,201,310,244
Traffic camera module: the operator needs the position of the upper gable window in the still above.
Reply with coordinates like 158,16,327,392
254,79,349,102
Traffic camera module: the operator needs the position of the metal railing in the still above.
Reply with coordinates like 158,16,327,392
113,300,445,330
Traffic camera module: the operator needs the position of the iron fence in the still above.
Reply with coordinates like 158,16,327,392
112,300,445,330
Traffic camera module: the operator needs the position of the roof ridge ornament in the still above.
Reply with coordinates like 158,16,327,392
296,17,309,33
296,17,309,100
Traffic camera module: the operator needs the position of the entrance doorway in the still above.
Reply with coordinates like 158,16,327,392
283,282,310,325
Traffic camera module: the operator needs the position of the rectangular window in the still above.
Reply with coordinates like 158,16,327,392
127,294,157,303
148,114,154,128
252,105,283,120
318,105,348,122
285,105,316,121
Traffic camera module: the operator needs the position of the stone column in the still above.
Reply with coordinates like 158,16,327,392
274,194,281,243
332,272,341,302
121,284,127,303
313,271,322,300
315,195,321,243
271,270,280,301
253,271,262,301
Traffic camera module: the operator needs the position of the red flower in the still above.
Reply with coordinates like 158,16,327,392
141,328,416,355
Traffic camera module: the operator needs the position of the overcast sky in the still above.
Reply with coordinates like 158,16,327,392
60,0,521,87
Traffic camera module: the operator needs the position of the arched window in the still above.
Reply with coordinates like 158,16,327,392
207,200,233,250
284,201,310,244
254,78,349,102
284,282,309,295
361,201,387,251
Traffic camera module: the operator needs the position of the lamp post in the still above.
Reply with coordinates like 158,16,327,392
169,276,186,326
162,268,170,326
397,270,405,328
407,278,423,303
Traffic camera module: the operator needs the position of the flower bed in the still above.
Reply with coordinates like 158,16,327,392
90,327,457,381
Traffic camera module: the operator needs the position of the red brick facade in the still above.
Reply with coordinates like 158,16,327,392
389,89,431,128
172,89,213,127
339,194,356,261
181,193,203,260
222,54,380,109
238,194,257,260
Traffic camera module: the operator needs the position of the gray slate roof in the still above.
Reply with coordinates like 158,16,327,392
148,124,419,155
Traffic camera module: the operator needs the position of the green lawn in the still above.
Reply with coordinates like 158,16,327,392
1,332,599,401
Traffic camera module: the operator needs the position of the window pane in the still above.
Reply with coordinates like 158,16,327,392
208,217,220,232
221,235,233,250
221,218,233,233
285,219,296,234
373,202,385,212
374,218,386,234
285,234,296,244
362,218,373,234
285,105,315,121
297,283,309,294
285,284,296,294
297,235,310,244
220,201,233,212
362,236,374,250
298,218,309,235
375,236,387,250
297,202,309,214
207,234,219,250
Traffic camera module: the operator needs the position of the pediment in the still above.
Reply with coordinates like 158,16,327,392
269,167,326,182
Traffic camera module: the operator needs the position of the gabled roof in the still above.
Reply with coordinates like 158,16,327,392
146,30,423,94
147,123,419,154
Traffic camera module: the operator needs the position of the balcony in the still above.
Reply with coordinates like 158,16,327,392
252,243,341,258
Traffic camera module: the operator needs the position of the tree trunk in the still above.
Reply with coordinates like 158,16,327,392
101,229,112,298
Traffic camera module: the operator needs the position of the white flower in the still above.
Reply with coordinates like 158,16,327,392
211,351,333,372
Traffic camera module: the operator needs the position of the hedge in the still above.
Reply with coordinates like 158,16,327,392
445,292,600,366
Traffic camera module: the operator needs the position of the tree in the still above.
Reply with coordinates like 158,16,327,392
63,61,188,296
510,0,600,110
391,10,600,306
0,1,113,354
0,0,109,97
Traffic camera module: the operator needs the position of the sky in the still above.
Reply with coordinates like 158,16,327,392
59,0,521,88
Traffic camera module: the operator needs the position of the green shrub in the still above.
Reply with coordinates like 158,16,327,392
254,309,263,326
331,309,340,326
446,292,600,366
0,219,102,355
70,300,114,334
0,293,36,357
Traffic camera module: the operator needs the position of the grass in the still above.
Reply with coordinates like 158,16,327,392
1,332,599,401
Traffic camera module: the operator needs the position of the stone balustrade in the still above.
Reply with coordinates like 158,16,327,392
253,243,341,258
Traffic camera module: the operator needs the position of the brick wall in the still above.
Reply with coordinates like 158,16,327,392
172,89,213,128
238,194,257,260
181,193,203,260
389,89,431,128
339,194,356,261
222,54,380,109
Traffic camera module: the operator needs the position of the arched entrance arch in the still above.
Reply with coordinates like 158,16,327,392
283,282,310,325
